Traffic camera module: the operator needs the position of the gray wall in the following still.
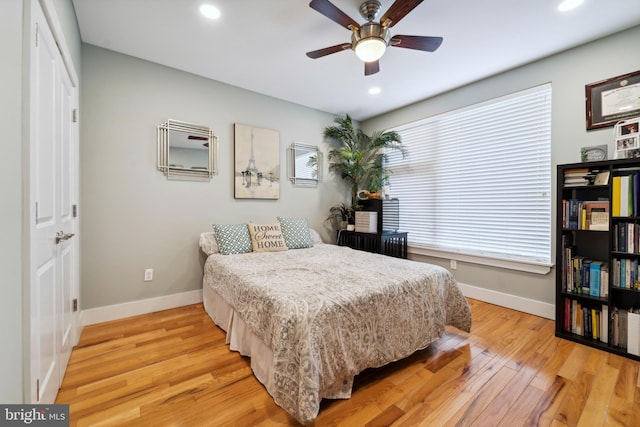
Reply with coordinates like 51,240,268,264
362,25,640,305
80,44,346,309
1,0,25,404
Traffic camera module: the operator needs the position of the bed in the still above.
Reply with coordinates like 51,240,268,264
200,224,471,424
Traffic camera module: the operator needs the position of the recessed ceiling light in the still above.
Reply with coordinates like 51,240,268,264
200,4,221,20
558,0,584,12
368,87,381,95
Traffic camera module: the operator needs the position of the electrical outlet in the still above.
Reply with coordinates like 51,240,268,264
144,268,153,281
450,260,457,270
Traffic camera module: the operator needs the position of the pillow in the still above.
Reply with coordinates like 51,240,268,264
247,223,288,252
199,232,219,255
277,217,313,249
309,228,323,245
213,224,252,255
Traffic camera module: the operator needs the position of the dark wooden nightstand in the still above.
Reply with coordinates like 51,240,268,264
337,230,408,259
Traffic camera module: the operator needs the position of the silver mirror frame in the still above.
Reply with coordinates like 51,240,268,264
287,142,322,186
157,119,218,180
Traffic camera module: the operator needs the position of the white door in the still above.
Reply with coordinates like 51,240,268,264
29,0,79,404
57,56,76,380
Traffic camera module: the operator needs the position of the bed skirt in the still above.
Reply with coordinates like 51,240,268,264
203,284,277,395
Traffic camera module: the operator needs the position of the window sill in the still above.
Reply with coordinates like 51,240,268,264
408,246,552,275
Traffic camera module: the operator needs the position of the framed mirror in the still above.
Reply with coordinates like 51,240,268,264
157,119,218,180
287,142,322,186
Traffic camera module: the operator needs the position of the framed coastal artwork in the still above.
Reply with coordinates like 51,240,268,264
234,123,280,199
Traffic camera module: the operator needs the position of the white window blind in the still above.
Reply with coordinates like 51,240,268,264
386,84,552,266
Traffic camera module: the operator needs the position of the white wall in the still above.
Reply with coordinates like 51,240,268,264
363,25,640,306
0,0,25,404
80,44,347,310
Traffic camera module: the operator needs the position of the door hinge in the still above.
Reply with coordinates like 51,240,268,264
73,299,78,312
36,379,40,402
72,109,78,123
72,204,77,218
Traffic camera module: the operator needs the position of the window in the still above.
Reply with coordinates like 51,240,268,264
385,84,552,271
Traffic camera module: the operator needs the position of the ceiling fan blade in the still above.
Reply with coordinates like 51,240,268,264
306,43,352,59
380,0,424,28
391,35,443,52
364,61,380,76
188,135,208,141
309,0,359,30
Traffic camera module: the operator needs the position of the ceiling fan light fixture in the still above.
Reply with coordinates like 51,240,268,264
353,23,389,62
355,37,386,62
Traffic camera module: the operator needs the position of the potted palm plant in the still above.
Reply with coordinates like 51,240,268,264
325,202,354,230
323,114,405,209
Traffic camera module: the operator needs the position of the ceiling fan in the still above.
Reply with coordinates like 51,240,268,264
306,0,443,76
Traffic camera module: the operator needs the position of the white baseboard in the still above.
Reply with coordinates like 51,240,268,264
80,284,554,327
457,282,555,320
82,289,203,326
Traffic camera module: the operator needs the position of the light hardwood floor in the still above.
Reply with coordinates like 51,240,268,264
56,299,640,426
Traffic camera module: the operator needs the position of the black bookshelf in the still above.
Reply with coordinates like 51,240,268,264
337,230,408,259
556,159,640,360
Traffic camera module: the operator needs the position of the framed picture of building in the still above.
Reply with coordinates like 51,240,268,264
234,124,280,199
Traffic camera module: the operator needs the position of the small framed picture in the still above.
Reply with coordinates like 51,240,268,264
616,136,639,151
616,117,640,136
580,145,607,161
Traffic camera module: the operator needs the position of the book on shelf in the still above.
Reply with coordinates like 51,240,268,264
562,168,612,187
563,168,594,186
589,210,609,230
591,308,599,340
612,257,640,289
593,171,610,185
563,253,608,297
634,173,640,215
589,261,602,297
628,310,640,356
562,199,609,230
621,175,630,217
602,305,609,344
601,263,609,298
584,201,609,230
613,309,629,349
612,176,621,217
565,168,590,174
614,223,640,254
610,172,640,218
563,298,606,341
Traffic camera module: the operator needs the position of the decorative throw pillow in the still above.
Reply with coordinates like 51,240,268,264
247,223,288,252
309,228,323,245
213,224,252,255
277,217,313,249
199,231,219,255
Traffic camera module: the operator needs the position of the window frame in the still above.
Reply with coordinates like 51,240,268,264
385,84,553,274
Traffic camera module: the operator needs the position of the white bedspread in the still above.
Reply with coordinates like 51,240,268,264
203,243,471,424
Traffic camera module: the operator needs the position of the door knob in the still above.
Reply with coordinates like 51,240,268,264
55,231,75,244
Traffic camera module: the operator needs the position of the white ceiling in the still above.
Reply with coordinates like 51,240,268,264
72,0,640,121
